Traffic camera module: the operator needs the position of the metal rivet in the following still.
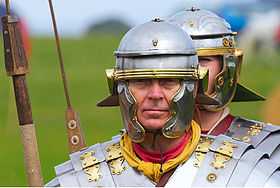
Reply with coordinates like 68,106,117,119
207,173,217,183
71,135,79,145
152,39,158,47
217,76,224,87
153,17,162,22
4,30,8,34
68,120,77,129
242,136,251,143
189,21,194,27
190,7,200,12
229,78,234,87
223,38,230,47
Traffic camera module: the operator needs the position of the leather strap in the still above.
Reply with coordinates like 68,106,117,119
156,168,177,187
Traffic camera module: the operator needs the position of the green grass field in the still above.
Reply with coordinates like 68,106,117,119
0,35,279,185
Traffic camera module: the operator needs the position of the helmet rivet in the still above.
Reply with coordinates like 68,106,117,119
217,76,224,87
229,78,234,87
223,38,230,47
152,39,158,47
190,7,200,12
189,21,194,27
153,17,163,22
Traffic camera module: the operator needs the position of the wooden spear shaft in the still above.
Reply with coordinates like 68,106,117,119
1,2,43,186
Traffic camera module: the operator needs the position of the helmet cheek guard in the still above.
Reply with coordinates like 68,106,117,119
162,80,196,138
204,52,242,111
118,81,145,143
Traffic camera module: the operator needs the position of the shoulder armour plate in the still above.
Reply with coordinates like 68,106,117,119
226,117,280,147
245,159,280,187
167,131,280,187
192,134,252,186
46,134,154,187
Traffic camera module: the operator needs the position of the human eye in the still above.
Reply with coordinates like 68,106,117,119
199,61,208,67
129,79,150,88
199,56,215,65
160,79,180,88
198,59,210,67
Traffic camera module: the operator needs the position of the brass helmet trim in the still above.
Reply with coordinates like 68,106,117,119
197,47,236,56
191,32,237,39
114,69,200,80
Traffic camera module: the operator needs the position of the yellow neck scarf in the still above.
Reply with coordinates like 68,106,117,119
120,120,201,183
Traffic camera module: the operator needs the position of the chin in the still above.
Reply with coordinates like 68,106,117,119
140,120,166,130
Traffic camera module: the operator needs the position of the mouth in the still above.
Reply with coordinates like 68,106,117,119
143,108,169,112
142,108,169,116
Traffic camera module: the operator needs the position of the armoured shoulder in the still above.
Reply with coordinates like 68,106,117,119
167,134,251,187
226,116,280,148
191,134,252,186
45,136,120,187
45,134,154,187
191,133,280,187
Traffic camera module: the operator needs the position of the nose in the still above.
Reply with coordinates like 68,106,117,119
147,80,164,100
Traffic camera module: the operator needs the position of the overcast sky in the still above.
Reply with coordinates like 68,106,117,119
8,0,257,36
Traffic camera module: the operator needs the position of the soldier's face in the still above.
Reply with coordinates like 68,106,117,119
199,56,223,94
128,79,181,130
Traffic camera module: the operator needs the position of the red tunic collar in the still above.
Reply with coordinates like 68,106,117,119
132,131,191,163
201,114,235,136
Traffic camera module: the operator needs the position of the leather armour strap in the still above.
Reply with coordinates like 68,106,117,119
156,168,177,187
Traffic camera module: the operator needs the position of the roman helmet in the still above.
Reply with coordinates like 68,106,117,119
97,18,214,143
168,8,265,111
